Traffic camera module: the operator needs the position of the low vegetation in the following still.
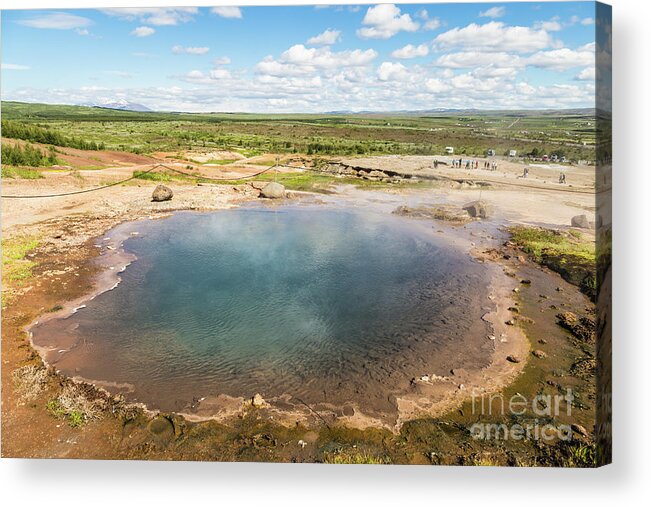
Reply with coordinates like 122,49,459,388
1,102,598,161
1,166,45,179
321,448,392,465
1,235,40,307
1,142,58,168
2,119,105,150
46,383,103,428
12,365,49,403
509,225,596,299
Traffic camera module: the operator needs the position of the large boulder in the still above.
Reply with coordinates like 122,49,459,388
260,181,286,199
152,184,173,202
571,214,593,229
463,200,493,219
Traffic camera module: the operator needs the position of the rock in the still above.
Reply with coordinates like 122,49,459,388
342,405,355,417
520,279,532,285
259,182,286,198
366,170,389,180
571,214,593,229
506,355,521,363
538,338,548,344
571,424,590,438
508,306,520,313
252,393,266,407
148,416,175,442
506,319,516,326
462,200,493,219
152,184,173,202
556,312,596,342
532,349,547,359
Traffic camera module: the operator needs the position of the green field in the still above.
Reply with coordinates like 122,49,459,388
1,101,599,161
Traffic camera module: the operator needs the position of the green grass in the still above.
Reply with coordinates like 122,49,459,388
322,449,391,465
509,226,595,264
509,225,597,299
563,444,597,467
132,170,191,182
203,170,433,193
1,166,45,179
200,159,238,165
1,101,599,162
1,235,40,308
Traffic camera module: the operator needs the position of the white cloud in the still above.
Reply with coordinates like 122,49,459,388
131,26,155,37
307,29,341,46
391,44,429,59
434,22,554,53
257,44,378,77
535,19,562,32
436,51,522,69
17,12,92,30
575,67,596,81
582,17,595,26
101,7,198,26
425,78,451,93
479,7,505,19
211,7,243,19
424,18,442,31
75,28,90,36
377,61,408,81
172,45,210,55
418,9,441,31
357,4,419,39
213,56,231,66
526,47,594,71
2,63,30,71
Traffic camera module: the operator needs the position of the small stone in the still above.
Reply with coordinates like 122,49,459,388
538,339,548,344
506,319,516,326
488,335,496,341
532,350,547,359
520,279,532,285
508,306,520,313
512,287,519,293
506,355,521,363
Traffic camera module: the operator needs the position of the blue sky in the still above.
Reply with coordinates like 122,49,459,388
0,3,606,112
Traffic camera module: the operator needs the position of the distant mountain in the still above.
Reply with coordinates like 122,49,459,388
80,99,152,112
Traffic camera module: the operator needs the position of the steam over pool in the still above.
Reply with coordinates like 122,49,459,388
32,207,494,420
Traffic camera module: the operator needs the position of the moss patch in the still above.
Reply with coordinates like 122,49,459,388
1,235,40,307
509,226,596,300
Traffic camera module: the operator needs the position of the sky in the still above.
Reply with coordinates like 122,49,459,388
0,3,609,113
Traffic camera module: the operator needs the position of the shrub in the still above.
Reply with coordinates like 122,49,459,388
12,365,48,402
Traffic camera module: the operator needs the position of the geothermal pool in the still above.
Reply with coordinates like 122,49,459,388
32,206,494,419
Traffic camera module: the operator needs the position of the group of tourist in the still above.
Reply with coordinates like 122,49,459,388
447,158,498,171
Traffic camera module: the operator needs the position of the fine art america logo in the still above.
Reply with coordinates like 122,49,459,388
469,390,575,442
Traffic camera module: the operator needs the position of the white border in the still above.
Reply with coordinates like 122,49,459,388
2,0,650,505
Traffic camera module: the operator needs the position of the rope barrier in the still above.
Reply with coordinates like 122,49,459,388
0,163,276,199
1,160,596,198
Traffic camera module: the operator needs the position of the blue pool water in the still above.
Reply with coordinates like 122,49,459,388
34,207,493,417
